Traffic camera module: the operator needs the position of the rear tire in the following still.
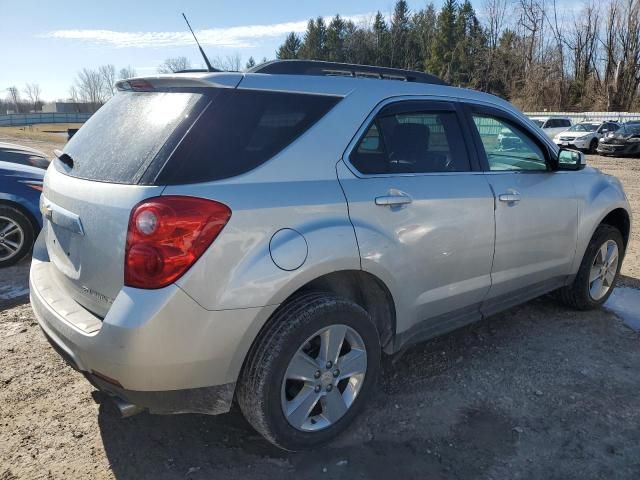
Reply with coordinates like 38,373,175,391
0,206,35,268
557,224,623,310
237,292,381,451
588,138,598,154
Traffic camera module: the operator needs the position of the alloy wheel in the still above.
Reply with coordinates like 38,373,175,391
589,239,619,301
280,324,367,432
0,216,25,262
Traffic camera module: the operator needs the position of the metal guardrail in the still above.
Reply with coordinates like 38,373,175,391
0,113,92,126
525,112,640,123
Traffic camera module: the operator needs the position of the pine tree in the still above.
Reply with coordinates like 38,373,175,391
429,0,457,81
452,0,485,86
245,56,256,70
277,32,302,59
390,0,411,68
373,11,390,66
300,17,328,60
326,15,346,62
418,4,438,72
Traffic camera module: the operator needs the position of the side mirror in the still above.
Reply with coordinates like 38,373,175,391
557,148,586,171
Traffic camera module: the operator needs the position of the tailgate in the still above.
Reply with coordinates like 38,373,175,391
42,166,163,317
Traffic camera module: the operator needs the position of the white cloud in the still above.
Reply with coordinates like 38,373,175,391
42,14,374,49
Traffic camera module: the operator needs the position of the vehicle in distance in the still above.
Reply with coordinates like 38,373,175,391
553,121,619,153
0,160,44,267
597,122,640,157
0,142,50,169
30,60,631,450
529,116,572,138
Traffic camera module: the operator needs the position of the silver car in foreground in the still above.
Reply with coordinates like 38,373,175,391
31,60,631,450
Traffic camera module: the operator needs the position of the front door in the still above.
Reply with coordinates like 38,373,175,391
467,107,578,311
337,100,496,339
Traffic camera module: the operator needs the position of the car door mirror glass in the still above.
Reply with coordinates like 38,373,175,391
557,148,585,171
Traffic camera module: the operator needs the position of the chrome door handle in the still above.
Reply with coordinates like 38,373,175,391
375,194,413,206
498,192,521,203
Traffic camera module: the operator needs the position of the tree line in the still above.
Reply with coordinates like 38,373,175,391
275,0,640,112
4,0,637,114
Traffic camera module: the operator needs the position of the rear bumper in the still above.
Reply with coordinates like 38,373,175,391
30,232,277,414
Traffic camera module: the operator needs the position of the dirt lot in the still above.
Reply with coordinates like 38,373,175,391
1,132,640,479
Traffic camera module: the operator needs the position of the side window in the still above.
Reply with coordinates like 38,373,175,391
350,110,471,174
561,119,571,127
472,115,548,171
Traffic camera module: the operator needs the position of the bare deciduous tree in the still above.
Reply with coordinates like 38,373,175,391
212,53,243,71
118,65,137,80
157,57,192,73
24,83,43,111
74,68,106,111
99,64,116,98
6,86,21,112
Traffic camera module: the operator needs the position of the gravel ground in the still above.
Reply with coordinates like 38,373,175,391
1,135,640,479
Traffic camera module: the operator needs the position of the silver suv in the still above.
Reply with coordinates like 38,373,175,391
31,61,631,450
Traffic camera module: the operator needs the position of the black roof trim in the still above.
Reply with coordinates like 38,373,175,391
173,69,211,73
249,60,448,85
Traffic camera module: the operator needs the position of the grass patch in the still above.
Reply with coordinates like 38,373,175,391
0,123,83,143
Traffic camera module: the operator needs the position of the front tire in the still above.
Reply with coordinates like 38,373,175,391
0,206,35,267
557,224,624,310
237,292,381,451
588,138,598,154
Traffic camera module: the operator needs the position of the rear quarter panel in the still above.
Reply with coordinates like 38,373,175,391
170,179,361,310
168,90,378,311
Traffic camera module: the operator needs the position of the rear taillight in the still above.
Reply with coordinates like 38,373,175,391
125,196,231,289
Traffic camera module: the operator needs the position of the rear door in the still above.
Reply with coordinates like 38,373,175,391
337,99,495,339
465,104,578,313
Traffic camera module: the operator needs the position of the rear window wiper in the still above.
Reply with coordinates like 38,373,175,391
54,149,74,169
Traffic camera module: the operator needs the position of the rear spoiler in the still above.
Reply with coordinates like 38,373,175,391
116,73,243,92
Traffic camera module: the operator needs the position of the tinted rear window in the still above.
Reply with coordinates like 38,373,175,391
155,89,341,184
58,91,203,183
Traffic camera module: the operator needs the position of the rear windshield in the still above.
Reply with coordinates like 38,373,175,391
58,91,203,183
155,89,341,184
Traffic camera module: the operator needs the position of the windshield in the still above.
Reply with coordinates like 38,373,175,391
531,119,544,127
568,123,598,132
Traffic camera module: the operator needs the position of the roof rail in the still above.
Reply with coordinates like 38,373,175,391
249,60,448,85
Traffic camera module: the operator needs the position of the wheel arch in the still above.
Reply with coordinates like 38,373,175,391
240,269,397,380
600,207,630,250
287,270,397,353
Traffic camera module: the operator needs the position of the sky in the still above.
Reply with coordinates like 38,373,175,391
0,0,575,102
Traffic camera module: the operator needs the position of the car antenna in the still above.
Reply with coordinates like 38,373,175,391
182,12,218,72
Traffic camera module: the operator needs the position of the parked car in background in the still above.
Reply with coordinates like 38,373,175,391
529,116,572,138
0,161,44,267
30,60,631,450
0,142,50,169
553,121,619,153
597,122,640,157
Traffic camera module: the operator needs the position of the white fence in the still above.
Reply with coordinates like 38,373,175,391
525,111,640,123
0,112,92,127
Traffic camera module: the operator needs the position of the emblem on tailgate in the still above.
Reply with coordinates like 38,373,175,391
81,286,114,305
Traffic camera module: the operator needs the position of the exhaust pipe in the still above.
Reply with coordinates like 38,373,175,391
113,397,146,418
